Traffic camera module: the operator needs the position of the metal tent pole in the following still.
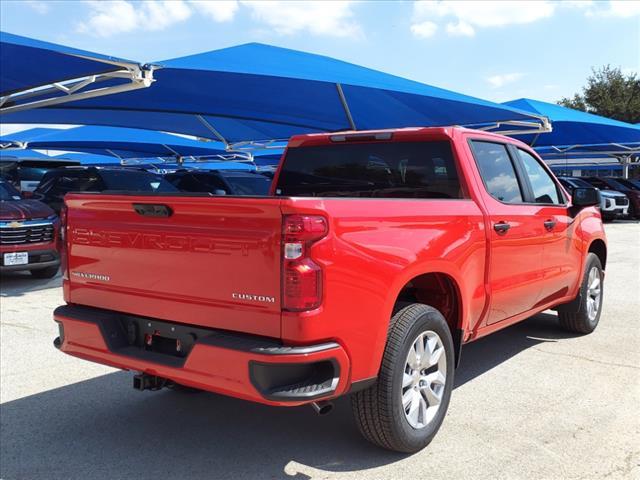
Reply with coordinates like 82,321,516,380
336,83,356,131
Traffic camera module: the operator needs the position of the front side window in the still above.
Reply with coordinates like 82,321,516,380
517,149,562,204
470,141,523,203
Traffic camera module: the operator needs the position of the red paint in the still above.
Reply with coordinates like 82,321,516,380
55,127,606,405
1,196,59,273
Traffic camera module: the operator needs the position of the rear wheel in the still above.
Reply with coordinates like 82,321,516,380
30,266,59,279
351,303,454,453
558,253,603,334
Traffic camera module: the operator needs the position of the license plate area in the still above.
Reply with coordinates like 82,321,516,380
119,317,212,360
145,332,183,357
3,252,29,266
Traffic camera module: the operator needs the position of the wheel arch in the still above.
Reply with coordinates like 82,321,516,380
388,270,465,368
588,238,607,270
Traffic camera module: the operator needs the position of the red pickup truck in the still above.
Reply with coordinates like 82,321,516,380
53,127,606,452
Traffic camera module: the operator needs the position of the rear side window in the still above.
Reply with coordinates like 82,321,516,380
276,141,462,199
517,149,562,204
470,141,523,203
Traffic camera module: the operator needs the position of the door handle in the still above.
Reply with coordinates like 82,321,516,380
493,221,511,234
132,203,173,218
544,219,556,231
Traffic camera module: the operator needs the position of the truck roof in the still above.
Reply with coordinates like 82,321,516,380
288,126,531,149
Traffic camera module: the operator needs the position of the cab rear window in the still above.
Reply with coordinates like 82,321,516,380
276,141,462,199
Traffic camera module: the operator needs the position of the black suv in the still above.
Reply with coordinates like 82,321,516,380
165,169,272,196
34,166,177,213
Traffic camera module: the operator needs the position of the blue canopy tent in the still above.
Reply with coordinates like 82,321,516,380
503,98,640,147
0,148,49,159
503,99,640,178
0,125,228,160
3,41,550,148
0,31,154,114
49,152,124,164
535,142,640,158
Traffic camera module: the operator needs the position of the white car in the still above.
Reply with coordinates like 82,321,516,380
558,177,629,220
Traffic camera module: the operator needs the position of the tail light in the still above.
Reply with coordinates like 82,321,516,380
282,215,328,311
58,205,69,279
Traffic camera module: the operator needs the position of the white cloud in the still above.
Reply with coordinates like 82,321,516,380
581,0,640,17
77,0,192,37
486,73,524,89
446,21,474,37
242,1,363,38
25,1,50,14
412,1,556,37
76,0,360,38
190,0,238,22
410,20,438,38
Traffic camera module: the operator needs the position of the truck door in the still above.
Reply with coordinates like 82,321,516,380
469,140,545,324
512,147,580,305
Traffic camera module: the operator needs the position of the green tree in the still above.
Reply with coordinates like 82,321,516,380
559,66,640,124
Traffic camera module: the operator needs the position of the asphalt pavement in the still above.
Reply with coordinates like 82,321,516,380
1,221,639,480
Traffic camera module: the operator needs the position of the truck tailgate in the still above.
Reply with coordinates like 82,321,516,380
64,194,283,338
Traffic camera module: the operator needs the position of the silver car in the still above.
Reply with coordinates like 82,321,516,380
558,177,629,220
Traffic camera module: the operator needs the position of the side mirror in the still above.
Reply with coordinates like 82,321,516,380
572,187,600,208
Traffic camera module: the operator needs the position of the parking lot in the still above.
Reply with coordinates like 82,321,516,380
1,221,638,480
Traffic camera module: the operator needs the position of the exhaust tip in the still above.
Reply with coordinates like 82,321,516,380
311,400,334,415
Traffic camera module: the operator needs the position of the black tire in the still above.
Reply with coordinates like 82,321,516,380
351,303,454,453
30,266,59,279
558,253,603,334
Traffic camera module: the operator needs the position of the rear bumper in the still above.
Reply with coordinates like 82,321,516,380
0,248,60,272
53,304,351,406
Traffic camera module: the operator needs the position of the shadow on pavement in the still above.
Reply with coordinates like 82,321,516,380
607,218,640,224
455,312,581,388
0,271,62,297
0,312,577,479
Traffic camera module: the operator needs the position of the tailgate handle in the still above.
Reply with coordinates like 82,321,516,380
133,203,173,218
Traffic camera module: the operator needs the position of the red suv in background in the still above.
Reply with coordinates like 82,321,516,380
0,179,60,278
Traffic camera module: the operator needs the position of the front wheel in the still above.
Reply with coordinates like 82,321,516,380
351,303,454,453
558,253,603,334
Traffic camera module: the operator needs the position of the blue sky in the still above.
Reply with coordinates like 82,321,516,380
1,0,638,109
